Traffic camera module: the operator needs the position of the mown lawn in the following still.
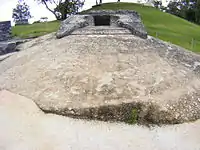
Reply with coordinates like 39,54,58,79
12,21,60,39
12,2,200,52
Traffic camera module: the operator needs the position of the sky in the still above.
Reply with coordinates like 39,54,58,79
0,0,167,25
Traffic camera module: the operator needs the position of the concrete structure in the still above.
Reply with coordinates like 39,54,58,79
56,10,147,39
0,21,11,41
0,21,29,56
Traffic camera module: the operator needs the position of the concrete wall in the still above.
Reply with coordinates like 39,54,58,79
0,21,11,41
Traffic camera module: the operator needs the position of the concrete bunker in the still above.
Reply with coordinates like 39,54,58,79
56,10,148,39
94,15,111,26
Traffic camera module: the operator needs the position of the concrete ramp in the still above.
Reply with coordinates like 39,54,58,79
0,90,200,150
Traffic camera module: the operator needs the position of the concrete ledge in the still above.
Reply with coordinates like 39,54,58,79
0,39,30,56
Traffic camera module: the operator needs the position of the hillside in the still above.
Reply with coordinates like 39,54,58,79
12,2,200,52
88,2,200,52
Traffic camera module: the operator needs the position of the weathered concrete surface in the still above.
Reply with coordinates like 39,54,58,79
56,10,147,39
1,90,200,150
1,29,200,124
0,39,30,56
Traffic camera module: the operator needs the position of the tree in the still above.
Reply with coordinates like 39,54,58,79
36,0,84,20
164,0,200,24
166,1,183,17
153,0,162,9
95,0,103,5
54,0,84,20
12,0,32,23
152,0,200,24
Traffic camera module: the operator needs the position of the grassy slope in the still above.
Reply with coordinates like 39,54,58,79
12,2,200,52
89,2,200,52
12,21,60,39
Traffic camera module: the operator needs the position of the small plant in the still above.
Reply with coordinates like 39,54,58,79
127,108,138,124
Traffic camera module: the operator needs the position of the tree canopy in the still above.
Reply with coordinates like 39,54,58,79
12,0,32,23
36,0,84,20
154,0,200,24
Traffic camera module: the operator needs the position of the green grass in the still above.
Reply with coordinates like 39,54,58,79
12,20,60,39
12,2,200,52
127,108,138,124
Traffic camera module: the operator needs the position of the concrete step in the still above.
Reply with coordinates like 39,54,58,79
71,26,132,35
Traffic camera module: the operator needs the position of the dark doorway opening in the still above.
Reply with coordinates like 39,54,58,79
94,15,110,26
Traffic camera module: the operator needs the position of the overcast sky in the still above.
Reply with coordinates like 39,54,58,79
0,0,164,24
